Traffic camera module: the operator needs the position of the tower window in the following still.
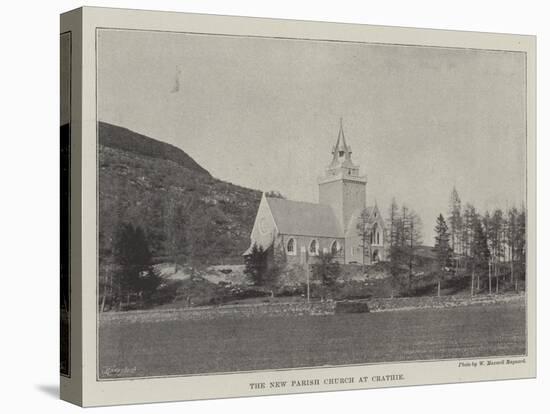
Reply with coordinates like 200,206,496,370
339,151,345,157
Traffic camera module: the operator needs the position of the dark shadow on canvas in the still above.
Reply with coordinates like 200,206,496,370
36,384,59,399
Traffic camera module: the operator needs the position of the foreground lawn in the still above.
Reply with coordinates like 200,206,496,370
99,302,525,378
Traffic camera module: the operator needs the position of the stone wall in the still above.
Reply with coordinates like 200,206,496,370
99,293,525,325
100,301,335,325
367,292,525,312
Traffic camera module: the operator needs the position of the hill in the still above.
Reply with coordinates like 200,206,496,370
98,122,211,177
98,122,261,269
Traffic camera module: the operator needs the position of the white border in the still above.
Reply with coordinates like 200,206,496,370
74,7,535,406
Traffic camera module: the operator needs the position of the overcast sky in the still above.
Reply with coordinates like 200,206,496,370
97,29,526,244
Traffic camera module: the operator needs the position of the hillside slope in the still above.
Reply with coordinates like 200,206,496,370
99,122,211,177
98,122,261,267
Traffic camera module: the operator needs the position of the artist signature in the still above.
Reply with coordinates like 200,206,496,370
101,366,137,376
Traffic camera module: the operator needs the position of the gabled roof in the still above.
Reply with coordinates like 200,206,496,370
364,204,385,225
365,206,375,217
345,205,384,237
265,197,343,238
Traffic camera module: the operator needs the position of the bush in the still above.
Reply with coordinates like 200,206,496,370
276,285,305,297
148,280,181,306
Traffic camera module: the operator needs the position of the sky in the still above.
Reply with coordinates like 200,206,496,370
97,29,526,244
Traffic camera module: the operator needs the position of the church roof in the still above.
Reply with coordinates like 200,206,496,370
364,205,385,226
265,197,343,238
344,205,384,237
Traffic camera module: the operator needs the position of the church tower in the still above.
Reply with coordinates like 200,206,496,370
318,119,367,234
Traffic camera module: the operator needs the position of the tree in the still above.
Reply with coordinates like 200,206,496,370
513,206,526,290
111,223,161,310
166,195,196,274
244,243,267,286
262,240,285,297
402,208,423,294
487,208,504,292
356,208,372,273
387,198,403,297
311,251,340,300
505,207,518,286
462,203,477,258
388,197,400,249
386,200,423,297
471,217,490,296
185,205,233,270
448,187,462,256
482,212,492,293
434,214,452,297
399,204,409,248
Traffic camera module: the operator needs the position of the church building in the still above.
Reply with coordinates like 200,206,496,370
244,121,386,266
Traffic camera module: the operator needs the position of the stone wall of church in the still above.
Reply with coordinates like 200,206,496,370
277,234,345,265
318,180,344,230
248,195,278,252
273,233,386,266
342,180,366,232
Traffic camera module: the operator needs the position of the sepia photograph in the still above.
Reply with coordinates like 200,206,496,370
95,27,528,380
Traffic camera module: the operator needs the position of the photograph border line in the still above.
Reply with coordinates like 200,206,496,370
94,26,530,383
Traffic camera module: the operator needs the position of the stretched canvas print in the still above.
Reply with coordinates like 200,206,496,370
60,7,536,406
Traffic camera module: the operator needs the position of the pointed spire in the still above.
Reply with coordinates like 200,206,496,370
335,117,348,151
325,117,361,178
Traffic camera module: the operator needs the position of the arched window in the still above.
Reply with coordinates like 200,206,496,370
377,231,380,245
286,238,296,255
331,240,341,255
309,239,319,255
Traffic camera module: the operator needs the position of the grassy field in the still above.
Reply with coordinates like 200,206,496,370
99,302,526,378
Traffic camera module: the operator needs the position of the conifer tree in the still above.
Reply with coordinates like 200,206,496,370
402,207,423,294
112,223,160,309
356,208,372,273
311,251,340,301
387,198,403,297
505,207,516,284
488,208,504,291
515,206,526,287
462,203,477,258
434,214,451,297
448,187,462,256
471,217,490,296
244,243,267,286
388,197,400,249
